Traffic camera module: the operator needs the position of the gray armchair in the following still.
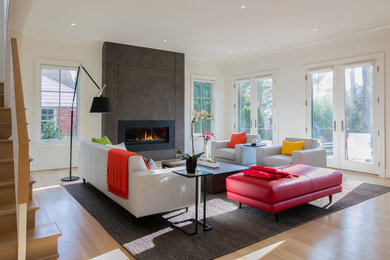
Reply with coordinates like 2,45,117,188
211,134,260,165
256,137,327,167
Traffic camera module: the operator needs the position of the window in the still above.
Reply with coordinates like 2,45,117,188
235,74,276,144
193,79,214,134
40,65,79,141
237,80,251,133
256,77,273,145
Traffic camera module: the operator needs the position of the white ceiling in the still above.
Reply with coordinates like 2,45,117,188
23,0,390,61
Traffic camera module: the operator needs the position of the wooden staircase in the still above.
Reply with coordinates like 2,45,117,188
0,39,62,259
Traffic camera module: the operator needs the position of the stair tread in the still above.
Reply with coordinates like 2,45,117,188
0,139,12,143
0,108,10,110
0,222,62,249
0,176,35,188
0,199,39,216
0,158,13,163
0,122,11,125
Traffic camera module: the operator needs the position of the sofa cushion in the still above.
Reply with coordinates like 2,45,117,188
281,140,304,155
228,132,247,148
92,136,112,145
263,154,291,167
214,148,235,161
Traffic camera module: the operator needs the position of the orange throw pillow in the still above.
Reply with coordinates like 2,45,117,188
228,132,247,148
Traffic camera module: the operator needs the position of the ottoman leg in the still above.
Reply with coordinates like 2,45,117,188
275,213,279,222
239,202,242,209
329,195,333,204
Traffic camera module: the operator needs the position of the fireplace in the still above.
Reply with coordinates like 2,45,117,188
118,120,175,151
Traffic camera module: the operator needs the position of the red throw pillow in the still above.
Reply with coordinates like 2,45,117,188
250,166,279,173
228,132,247,148
241,169,276,179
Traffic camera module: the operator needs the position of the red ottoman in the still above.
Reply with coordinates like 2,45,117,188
226,164,342,221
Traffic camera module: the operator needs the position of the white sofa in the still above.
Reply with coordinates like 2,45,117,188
79,141,196,219
256,137,327,167
210,134,261,165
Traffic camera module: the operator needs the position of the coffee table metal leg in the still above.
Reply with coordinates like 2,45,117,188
198,176,212,231
171,175,211,235
195,176,199,234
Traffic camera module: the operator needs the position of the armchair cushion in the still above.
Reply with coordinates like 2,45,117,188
214,148,235,161
281,140,304,155
228,132,247,148
263,154,292,167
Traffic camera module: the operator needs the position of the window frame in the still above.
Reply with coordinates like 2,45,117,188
191,75,216,136
35,59,83,145
233,70,278,144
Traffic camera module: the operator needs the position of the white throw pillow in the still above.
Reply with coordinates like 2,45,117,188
107,142,127,151
147,158,158,170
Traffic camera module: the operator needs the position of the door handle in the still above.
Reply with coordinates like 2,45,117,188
341,120,344,132
333,120,336,132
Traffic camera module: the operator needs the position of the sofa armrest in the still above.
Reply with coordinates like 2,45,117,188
211,140,229,160
292,148,327,167
256,145,282,165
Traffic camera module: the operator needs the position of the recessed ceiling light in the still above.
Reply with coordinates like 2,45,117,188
312,28,318,32
228,50,232,54
240,3,246,9
163,39,167,42
70,23,76,27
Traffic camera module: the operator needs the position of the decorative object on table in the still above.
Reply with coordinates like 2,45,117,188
176,151,203,173
251,138,258,146
176,110,213,173
197,158,220,168
63,65,112,182
200,128,215,158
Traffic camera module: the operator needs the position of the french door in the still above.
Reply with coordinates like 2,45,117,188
307,56,384,174
236,75,276,145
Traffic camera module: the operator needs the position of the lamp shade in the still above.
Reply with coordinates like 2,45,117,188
90,95,112,113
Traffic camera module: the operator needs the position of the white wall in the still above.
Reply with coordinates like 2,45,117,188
21,33,102,171
227,28,390,176
185,58,229,155
20,33,230,170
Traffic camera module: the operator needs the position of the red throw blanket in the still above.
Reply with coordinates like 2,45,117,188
107,149,149,199
241,166,299,180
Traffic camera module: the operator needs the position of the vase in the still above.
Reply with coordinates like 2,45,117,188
202,143,209,158
186,158,197,173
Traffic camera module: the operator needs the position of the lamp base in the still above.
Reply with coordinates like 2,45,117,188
61,176,80,182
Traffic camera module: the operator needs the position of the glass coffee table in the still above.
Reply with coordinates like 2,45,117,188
171,169,213,235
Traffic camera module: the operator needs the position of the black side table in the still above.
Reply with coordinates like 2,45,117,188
171,169,213,235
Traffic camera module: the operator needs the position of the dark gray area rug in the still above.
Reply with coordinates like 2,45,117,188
63,179,390,260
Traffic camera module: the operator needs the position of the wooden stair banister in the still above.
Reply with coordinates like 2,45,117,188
10,38,30,205
9,37,30,260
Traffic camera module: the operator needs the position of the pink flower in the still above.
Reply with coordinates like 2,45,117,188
201,129,215,144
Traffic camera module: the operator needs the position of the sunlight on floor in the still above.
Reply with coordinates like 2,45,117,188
90,249,129,260
122,227,173,255
237,240,286,260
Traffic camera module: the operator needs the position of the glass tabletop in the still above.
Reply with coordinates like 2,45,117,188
172,169,213,178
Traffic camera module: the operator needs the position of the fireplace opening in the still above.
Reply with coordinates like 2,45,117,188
126,127,169,144
118,120,175,151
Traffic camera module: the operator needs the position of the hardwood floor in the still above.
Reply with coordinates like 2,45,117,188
31,168,390,260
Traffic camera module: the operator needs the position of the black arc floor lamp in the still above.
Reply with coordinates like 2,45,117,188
61,65,112,182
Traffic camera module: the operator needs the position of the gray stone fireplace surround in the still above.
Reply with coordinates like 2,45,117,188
102,42,184,160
